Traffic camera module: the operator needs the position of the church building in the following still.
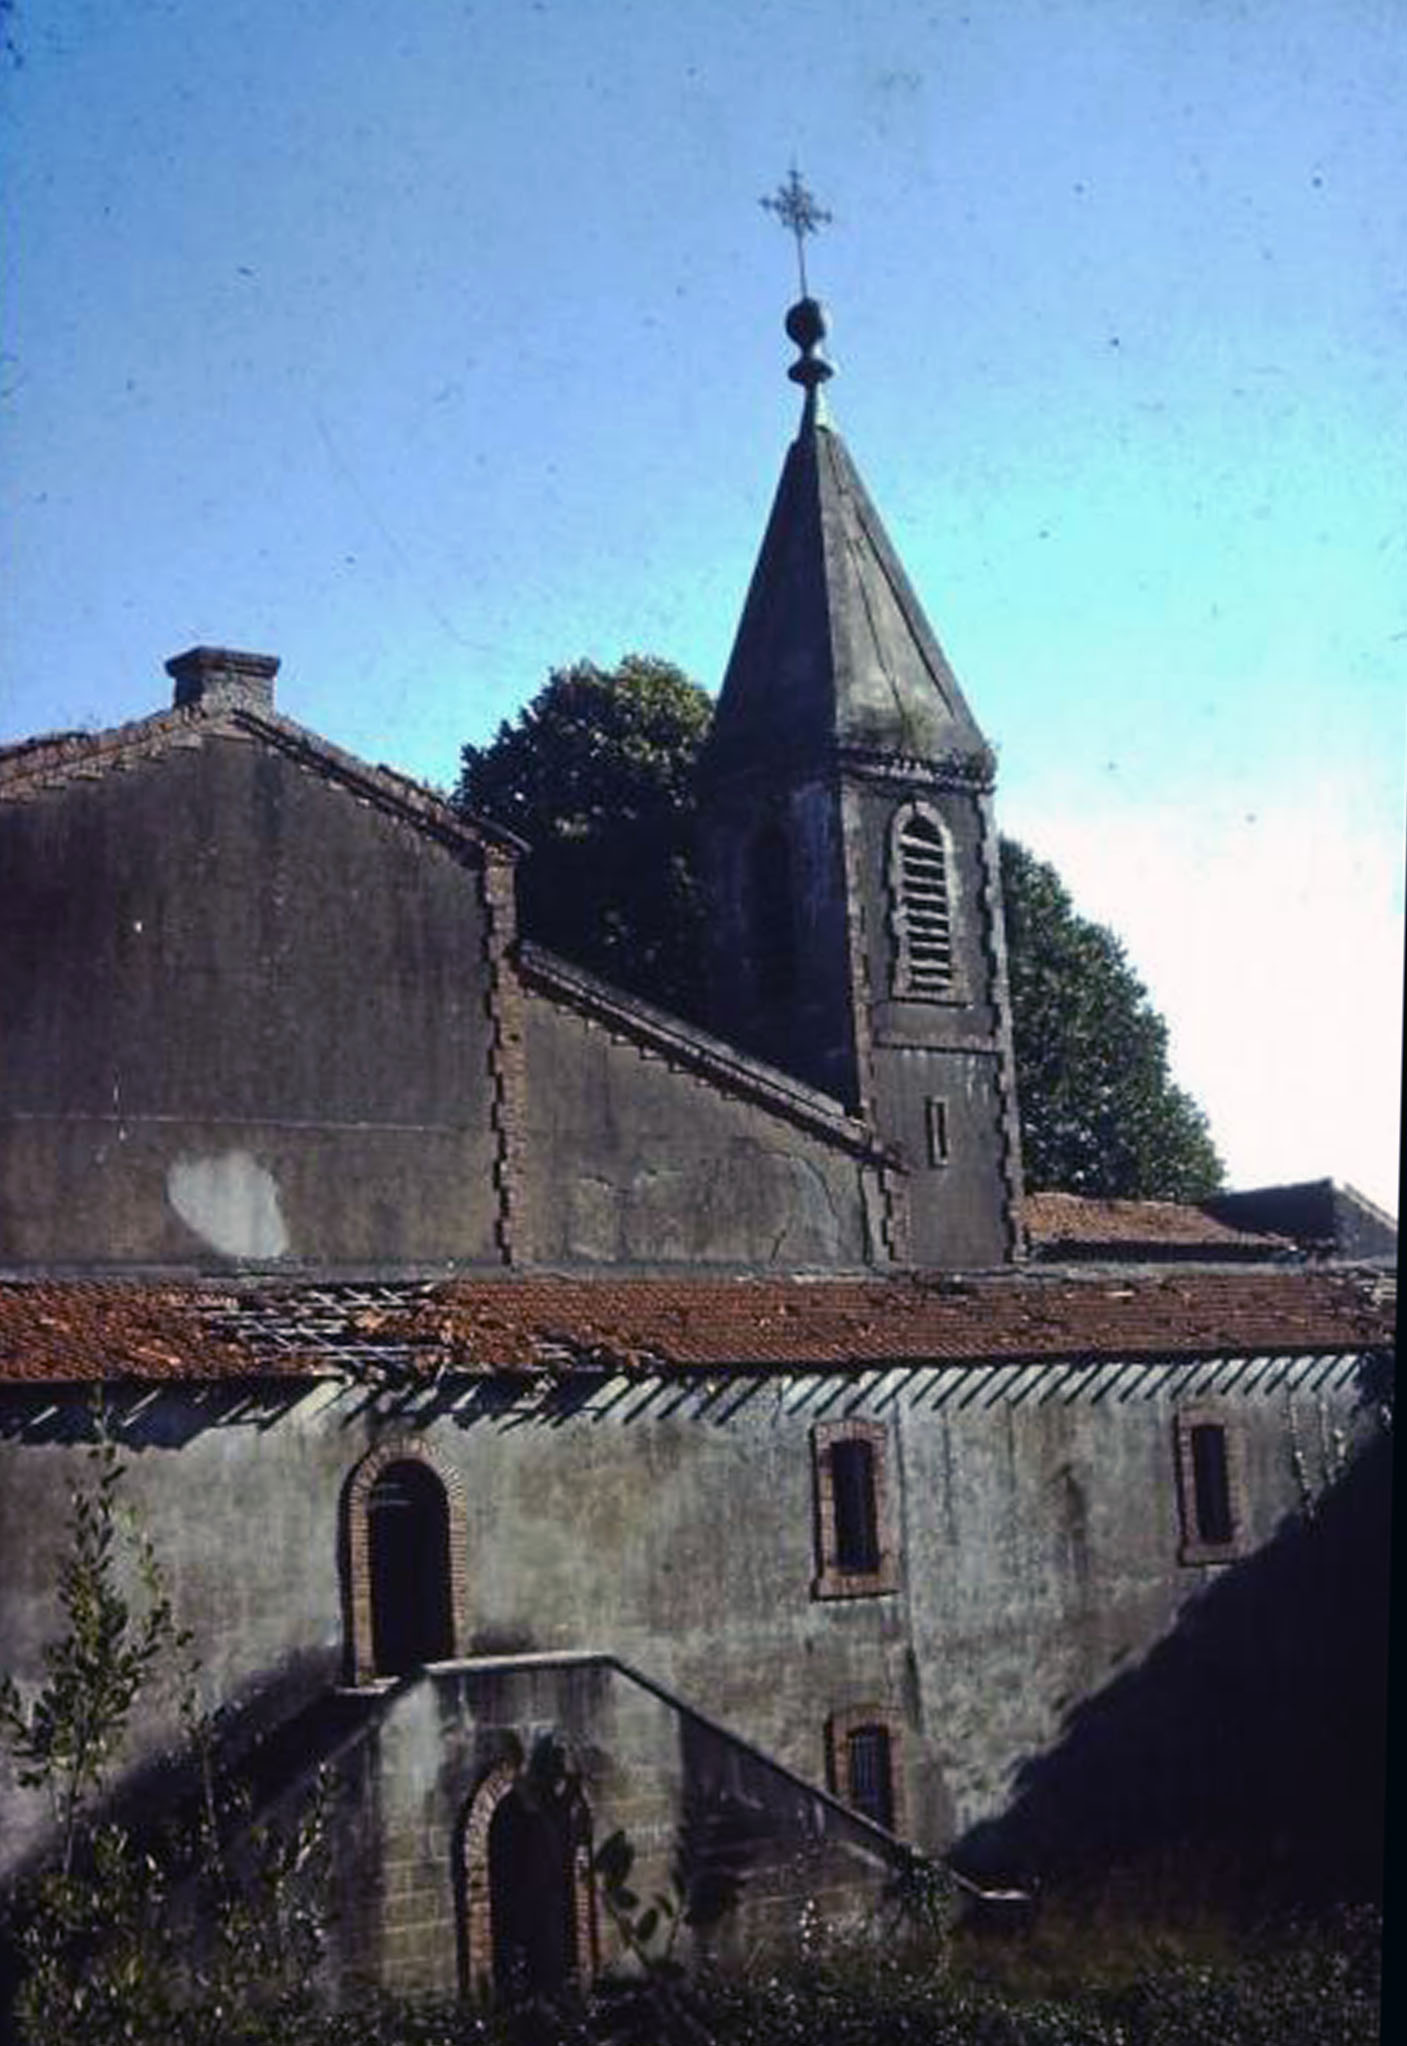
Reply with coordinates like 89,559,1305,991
0,287,1392,2001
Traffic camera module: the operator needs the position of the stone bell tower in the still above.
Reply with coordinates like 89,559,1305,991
696,293,1023,1269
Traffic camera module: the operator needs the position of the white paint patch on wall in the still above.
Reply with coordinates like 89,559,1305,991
167,1151,290,1259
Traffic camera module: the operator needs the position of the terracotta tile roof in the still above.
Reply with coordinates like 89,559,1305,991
1024,1192,1290,1255
0,1268,1392,1385
0,1284,289,1384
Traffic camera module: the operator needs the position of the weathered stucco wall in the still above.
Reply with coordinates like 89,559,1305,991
698,774,860,1107
518,996,871,1266
0,734,502,1267
1,722,895,1276
0,1359,1374,1921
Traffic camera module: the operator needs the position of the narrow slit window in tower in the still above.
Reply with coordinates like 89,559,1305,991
750,823,797,1002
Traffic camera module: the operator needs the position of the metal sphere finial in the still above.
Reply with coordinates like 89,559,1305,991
786,296,834,391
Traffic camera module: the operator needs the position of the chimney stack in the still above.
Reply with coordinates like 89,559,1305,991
166,646,279,713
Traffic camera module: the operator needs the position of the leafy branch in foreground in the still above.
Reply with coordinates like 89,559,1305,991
0,1431,182,1876
0,1425,332,2045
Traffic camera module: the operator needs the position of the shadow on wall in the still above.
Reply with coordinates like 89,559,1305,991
0,1372,789,1455
670,1705,881,1964
674,1720,772,1941
0,1383,313,1449
116,1650,378,1865
0,1360,920,1459
955,1424,1392,1911
0,1643,382,2023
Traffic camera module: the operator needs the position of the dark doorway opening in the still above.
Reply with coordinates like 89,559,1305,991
489,1786,578,1999
368,1458,454,1676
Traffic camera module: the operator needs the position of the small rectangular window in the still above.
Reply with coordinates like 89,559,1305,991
827,1707,905,1835
1190,1424,1233,1545
812,1422,898,1598
831,1439,880,1573
1176,1406,1244,1563
925,1096,950,1167
846,1725,895,1830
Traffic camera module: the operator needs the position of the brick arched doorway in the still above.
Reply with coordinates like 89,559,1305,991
344,1438,468,1684
460,1744,597,2002
367,1458,453,1675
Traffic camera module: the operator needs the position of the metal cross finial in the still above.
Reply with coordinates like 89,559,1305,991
760,165,832,297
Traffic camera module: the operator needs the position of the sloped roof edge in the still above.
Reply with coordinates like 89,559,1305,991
0,697,526,859
517,941,889,1161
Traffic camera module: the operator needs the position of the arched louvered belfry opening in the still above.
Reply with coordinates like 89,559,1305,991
748,820,797,1004
890,803,955,998
367,1458,455,1676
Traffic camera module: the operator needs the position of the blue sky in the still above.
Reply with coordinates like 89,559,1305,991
3,0,1403,1210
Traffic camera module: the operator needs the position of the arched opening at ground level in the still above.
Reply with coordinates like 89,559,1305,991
460,1746,597,2001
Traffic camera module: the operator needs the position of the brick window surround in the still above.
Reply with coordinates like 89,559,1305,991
811,1419,899,1598
343,1437,469,1684
1174,1404,1249,1565
826,1705,906,1837
459,1757,598,2000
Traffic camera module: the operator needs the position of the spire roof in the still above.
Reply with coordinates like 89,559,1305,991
705,302,993,782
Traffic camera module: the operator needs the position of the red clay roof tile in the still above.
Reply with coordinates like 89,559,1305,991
1024,1192,1289,1252
0,1268,1392,1385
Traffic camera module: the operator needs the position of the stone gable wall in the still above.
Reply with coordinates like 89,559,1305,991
0,735,502,1267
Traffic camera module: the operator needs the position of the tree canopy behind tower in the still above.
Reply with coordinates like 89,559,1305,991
455,658,1223,1201
457,657,711,1018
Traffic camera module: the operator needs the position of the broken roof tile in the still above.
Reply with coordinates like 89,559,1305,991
0,1267,1392,1387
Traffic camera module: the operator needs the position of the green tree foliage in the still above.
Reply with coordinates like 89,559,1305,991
1000,840,1223,1199
0,1430,331,2044
0,1436,186,2042
0,1435,179,1880
456,657,1224,1201
456,656,713,1017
